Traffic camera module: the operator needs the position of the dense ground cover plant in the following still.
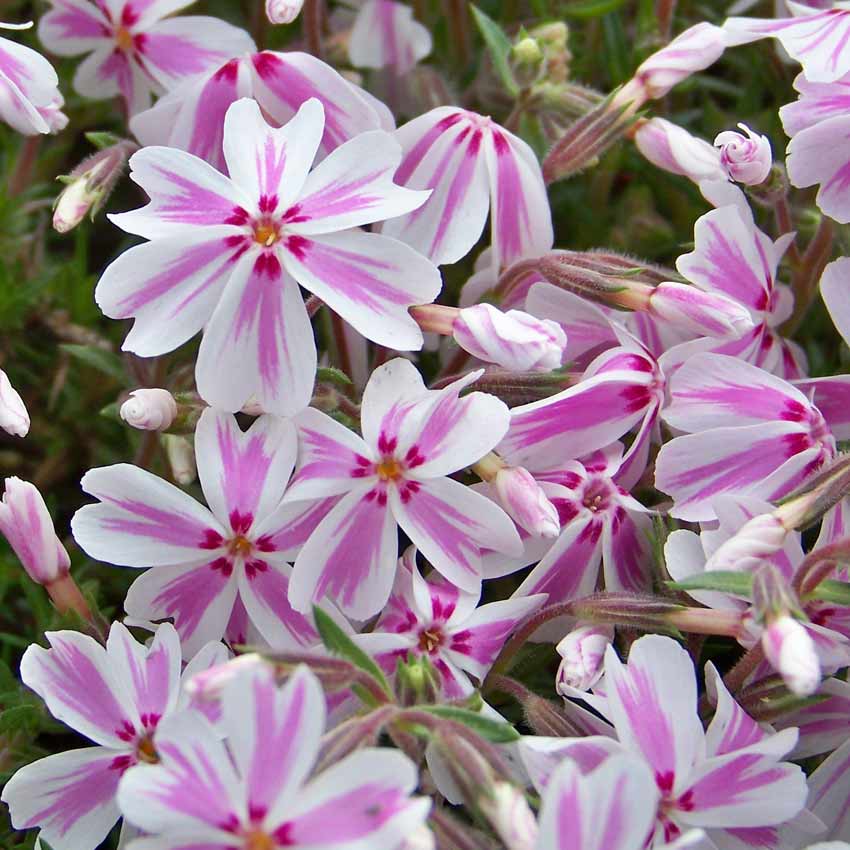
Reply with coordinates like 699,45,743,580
1,0,850,848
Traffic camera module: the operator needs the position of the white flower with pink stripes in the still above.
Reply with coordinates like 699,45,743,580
382,106,553,268
522,635,809,848
286,358,523,619
72,408,340,656
96,97,441,416
1,621,227,850
354,547,545,698
348,0,432,75
116,664,429,850
37,0,253,115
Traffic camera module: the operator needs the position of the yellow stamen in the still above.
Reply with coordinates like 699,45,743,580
115,26,134,51
253,223,278,246
229,535,253,557
418,628,442,653
243,830,275,850
376,457,402,481
136,735,159,764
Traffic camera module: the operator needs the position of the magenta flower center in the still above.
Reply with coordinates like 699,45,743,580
253,219,280,247
582,478,613,513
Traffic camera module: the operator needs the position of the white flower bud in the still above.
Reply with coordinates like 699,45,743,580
0,477,70,585
762,615,820,696
704,513,787,573
453,304,566,372
265,0,304,24
120,388,177,431
0,369,29,437
649,282,755,338
479,783,539,850
714,123,772,186
635,118,725,182
493,466,560,538
164,434,197,486
53,174,97,233
556,624,614,692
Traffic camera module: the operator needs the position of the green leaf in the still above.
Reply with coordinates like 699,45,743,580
806,579,850,606
563,0,628,18
312,607,391,695
85,131,122,150
469,5,519,96
667,571,754,596
418,704,521,742
60,344,127,383
0,704,42,735
316,366,353,388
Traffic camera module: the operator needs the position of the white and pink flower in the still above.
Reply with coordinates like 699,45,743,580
348,0,432,75
97,97,440,417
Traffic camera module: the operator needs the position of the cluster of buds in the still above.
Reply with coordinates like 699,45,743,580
536,250,753,338
53,136,136,233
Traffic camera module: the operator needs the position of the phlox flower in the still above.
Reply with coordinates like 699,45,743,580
354,547,545,698
130,49,395,172
117,664,430,850
38,0,254,115
780,72,850,137
0,22,66,135
286,358,523,619
381,106,553,268
347,0,432,75
1,621,227,850
521,635,809,848
72,408,340,656
96,97,440,416
655,353,850,520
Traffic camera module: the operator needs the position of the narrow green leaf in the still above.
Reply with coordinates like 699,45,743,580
667,571,753,596
469,5,519,96
316,366,353,387
312,607,391,694
85,131,122,149
60,344,126,383
419,704,521,742
806,579,850,606
564,0,628,18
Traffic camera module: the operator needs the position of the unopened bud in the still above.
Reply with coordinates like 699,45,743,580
703,513,787,573
0,369,29,437
555,623,614,692
752,562,801,622
492,466,560,538
634,117,725,182
762,615,820,696
163,434,197,485
396,654,442,706
0,478,70,585
265,0,304,24
479,783,539,850
648,282,754,338
715,123,772,186
453,304,566,372
511,36,545,88
120,388,177,431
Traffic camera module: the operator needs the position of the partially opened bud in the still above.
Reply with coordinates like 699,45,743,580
762,615,820,696
265,0,304,24
164,434,197,485
453,304,566,372
492,466,560,538
703,513,787,573
715,123,772,186
0,369,29,437
555,623,614,692
0,478,70,585
120,388,177,431
649,282,755,338
634,117,725,182
478,783,539,850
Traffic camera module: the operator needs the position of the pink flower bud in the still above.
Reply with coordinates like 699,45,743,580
634,117,725,182
493,466,560,538
0,477,70,585
453,304,566,372
714,123,772,185
479,783,539,850
649,282,754,338
555,624,614,692
762,615,820,696
0,369,29,437
632,23,727,101
703,513,787,573
120,388,177,431
265,0,304,24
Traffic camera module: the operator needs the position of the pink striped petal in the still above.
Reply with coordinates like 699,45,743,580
2,747,122,850
251,496,339,560
519,735,622,793
391,476,522,594
20,630,139,749
195,409,297,533
793,375,850,440
349,0,432,74
777,677,850,759
72,463,224,568
804,737,850,839
38,0,110,56
781,71,850,137
704,664,766,759
73,43,152,115
282,229,441,351
95,229,242,356
289,483,397,618
602,507,653,593
196,252,316,417
820,256,850,347
0,36,62,134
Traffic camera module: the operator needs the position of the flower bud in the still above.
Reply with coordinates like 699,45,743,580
492,466,560,538
185,653,270,704
265,0,304,24
511,36,545,88
478,783,539,850
648,282,755,338
164,434,197,485
120,388,177,431
762,615,820,696
0,478,70,585
628,23,727,103
555,623,614,692
396,654,442,706
453,304,566,372
714,123,772,186
703,513,787,573
634,117,725,182
0,369,29,437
